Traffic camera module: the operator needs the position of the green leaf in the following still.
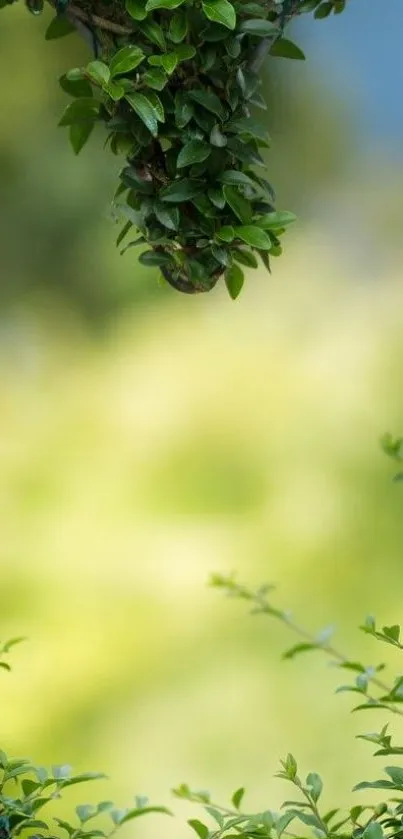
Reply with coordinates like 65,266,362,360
202,0,236,28
177,141,211,168
45,15,75,39
239,18,277,35
216,226,234,242
86,60,110,87
146,0,184,9
225,262,245,299
233,248,258,268
59,74,93,98
144,91,165,122
235,226,272,249
119,806,172,823
175,44,197,61
220,170,257,188
223,185,252,224
110,46,145,76
231,788,245,809
175,95,194,128
125,0,147,19
160,179,203,202
168,12,188,42
106,81,126,102
269,37,306,60
385,766,403,786
257,211,297,229
58,98,100,126
139,20,166,49
52,764,72,779
69,122,94,154
143,69,168,90
382,625,400,643
154,203,179,230
363,824,383,839
76,806,97,823
353,780,395,792
188,820,209,839
208,187,225,209
227,117,270,145
125,92,159,136
161,53,178,74
305,773,323,803
314,1,333,18
188,90,225,120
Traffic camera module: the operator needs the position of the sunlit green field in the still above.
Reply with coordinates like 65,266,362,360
2,232,403,839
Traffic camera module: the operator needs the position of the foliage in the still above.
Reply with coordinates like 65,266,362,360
0,0,348,295
6,534,403,839
380,433,403,483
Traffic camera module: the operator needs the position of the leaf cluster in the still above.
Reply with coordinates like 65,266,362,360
1,0,348,294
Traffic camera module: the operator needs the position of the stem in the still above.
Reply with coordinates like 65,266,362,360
212,577,403,717
67,4,134,35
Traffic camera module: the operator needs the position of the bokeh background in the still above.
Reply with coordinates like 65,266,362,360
1,0,403,836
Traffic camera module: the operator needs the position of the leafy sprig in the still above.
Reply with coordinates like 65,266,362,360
1,0,349,294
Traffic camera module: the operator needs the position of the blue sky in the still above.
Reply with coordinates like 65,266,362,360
295,0,403,150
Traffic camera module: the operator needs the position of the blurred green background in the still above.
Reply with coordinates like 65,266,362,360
1,2,403,838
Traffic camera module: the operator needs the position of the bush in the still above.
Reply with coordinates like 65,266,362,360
0,0,347,294
4,562,403,839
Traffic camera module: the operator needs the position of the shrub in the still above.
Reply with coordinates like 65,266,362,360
0,0,348,294
4,564,403,839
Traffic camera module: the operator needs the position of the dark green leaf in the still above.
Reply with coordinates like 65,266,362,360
201,0,236,29
220,170,257,188
177,141,211,168
239,18,277,35
154,203,180,230
223,185,252,224
143,69,168,90
125,0,147,19
208,187,225,209
175,44,197,61
110,46,145,76
146,0,184,9
69,122,94,154
59,98,100,126
225,263,244,299
269,37,306,60
168,11,188,41
45,15,75,39
59,74,93,98
227,117,270,145
139,20,166,49
188,90,225,119
125,92,159,136
160,179,203,202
